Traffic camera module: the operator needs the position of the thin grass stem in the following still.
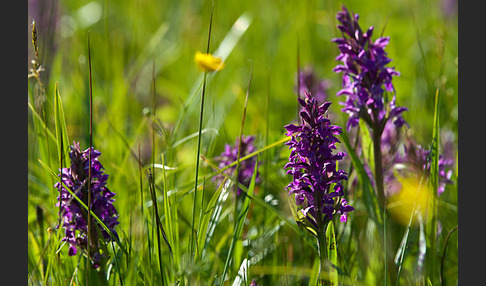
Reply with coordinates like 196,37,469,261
440,226,458,285
147,169,165,285
86,31,94,282
190,2,214,259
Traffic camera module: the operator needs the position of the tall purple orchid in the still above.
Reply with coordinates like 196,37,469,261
332,5,407,132
332,5,408,206
55,142,119,268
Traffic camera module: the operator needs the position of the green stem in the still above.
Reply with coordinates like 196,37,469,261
317,229,328,286
95,265,109,286
372,125,385,207
372,121,396,284
314,186,328,286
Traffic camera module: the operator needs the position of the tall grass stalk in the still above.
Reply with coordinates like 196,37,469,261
190,2,214,259
440,226,457,285
426,88,441,285
147,168,166,285
86,32,94,283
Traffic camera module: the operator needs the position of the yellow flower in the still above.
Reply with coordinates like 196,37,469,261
194,51,225,72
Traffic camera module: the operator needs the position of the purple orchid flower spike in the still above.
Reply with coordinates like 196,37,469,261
332,5,407,132
284,92,354,233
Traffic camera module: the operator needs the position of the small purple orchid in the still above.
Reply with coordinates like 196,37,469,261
214,135,260,195
55,142,119,268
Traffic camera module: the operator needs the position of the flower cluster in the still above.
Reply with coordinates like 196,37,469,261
332,5,407,131
55,142,119,268
214,135,260,195
284,93,354,229
296,66,330,104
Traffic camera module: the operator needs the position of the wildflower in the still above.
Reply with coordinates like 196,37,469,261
249,279,261,286
55,142,119,268
332,5,407,131
194,51,225,72
214,135,259,195
284,92,353,232
296,66,330,104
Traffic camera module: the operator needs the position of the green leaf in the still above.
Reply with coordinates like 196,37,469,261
286,195,317,237
326,221,338,286
28,102,57,143
309,257,320,286
359,120,374,175
196,177,230,260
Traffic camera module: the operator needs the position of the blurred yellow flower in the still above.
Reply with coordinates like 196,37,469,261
387,176,434,226
194,51,225,72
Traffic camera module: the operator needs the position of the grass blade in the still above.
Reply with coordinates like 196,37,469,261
161,154,175,262
426,88,440,284
173,128,219,148
197,177,229,260
28,101,57,144
440,226,458,285
147,168,170,285
53,82,70,161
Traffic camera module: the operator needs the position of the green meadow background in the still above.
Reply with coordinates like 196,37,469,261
28,0,458,285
